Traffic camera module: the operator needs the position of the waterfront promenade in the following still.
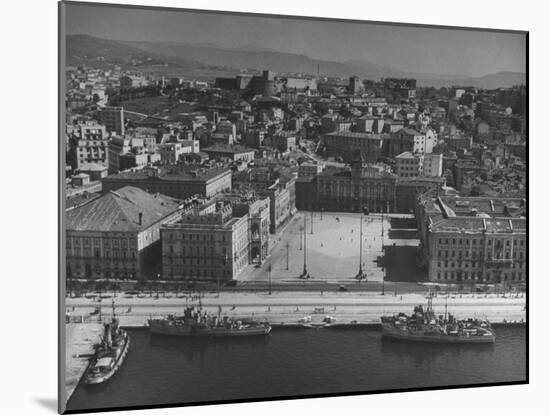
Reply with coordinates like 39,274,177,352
64,323,102,404
66,291,526,328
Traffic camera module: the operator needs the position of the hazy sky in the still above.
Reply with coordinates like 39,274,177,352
65,3,526,78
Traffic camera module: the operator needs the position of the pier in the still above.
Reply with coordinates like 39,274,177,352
66,291,526,329
64,322,102,404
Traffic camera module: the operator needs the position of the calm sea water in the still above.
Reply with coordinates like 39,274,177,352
67,326,526,412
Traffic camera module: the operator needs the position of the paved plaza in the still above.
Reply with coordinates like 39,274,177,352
239,211,421,283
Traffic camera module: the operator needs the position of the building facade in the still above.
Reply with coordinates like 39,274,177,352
102,165,232,199
65,186,182,280
68,122,110,169
417,195,527,284
160,197,270,282
99,106,125,136
316,156,397,212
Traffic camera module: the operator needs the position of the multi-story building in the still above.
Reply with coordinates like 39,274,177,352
356,116,384,133
349,76,363,95
321,131,386,163
102,165,232,199
160,196,270,282
273,132,297,153
395,152,422,177
157,142,186,164
68,122,110,169
316,154,397,212
65,186,182,280
422,153,443,177
235,166,297,233
416,194,527,284
108,136,148,173
298,162,324,178
99,106,125,136
387,127,437,157
202,145,255,163
395,176,445,213
395,152,443,178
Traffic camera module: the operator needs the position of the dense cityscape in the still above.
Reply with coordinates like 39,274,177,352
61,14,527,411
65,62,526,289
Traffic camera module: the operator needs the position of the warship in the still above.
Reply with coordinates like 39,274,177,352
84,301,130,385
381,296,495,344
148,306,272,337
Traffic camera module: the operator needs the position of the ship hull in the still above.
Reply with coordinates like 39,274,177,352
381,326,495,344
149,322,272,337
84,332,131,385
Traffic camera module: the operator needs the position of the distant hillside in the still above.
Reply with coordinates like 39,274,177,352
66,35,526,89
123,39,397,79
66,34,202,69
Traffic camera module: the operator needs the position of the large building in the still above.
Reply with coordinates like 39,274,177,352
68,122,110,169
99,106,125,136
387,128,438,157
202,145,255,163
395,177,446,213
395,152,443,178
316,154,397,212
65,186,182,280
320,131,386,163
160,196,270,282
108,136,149,174
395,152,421,177
416,194,527,284
102,165,232,199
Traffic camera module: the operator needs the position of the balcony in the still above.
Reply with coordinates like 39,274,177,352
484,258,514,266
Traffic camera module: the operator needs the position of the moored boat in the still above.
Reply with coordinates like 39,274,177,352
84,301,130,385
381,296,495,344
148,306,271,337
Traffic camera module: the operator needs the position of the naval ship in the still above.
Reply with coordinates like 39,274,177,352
83,301,130,385
381,296,495,344
148,306,272,337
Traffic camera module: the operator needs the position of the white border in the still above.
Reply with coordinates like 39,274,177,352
3,0,545,414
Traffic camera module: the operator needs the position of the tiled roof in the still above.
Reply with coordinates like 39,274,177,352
66,186,180,232
104,165,230,183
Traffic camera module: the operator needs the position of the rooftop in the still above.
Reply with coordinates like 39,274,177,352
324,131,387,140
66,186,180,232
203,144,256,154
103,165,230,183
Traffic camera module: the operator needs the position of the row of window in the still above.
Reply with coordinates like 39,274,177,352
68,238,135,249
166,233,227,242
438,237,525,247
437,250,524,260
436,271,525,281
67,248,136,259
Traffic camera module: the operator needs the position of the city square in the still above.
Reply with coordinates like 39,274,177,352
239,211,421,284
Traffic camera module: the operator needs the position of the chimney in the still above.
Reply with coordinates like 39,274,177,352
138,212,143,226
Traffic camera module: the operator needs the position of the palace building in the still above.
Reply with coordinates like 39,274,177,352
416,194,527,284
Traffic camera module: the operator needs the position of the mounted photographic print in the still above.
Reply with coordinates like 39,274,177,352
58,1,528,413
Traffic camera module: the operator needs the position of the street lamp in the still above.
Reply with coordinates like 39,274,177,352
299,214,310,279
381,267,385,296
156,273,160,299
286,243,289,270
268,263,272,295
355,212,367,281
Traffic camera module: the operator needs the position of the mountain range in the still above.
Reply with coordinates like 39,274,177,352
66,34,526,89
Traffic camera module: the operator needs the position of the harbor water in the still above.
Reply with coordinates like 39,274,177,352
66,326,526,412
